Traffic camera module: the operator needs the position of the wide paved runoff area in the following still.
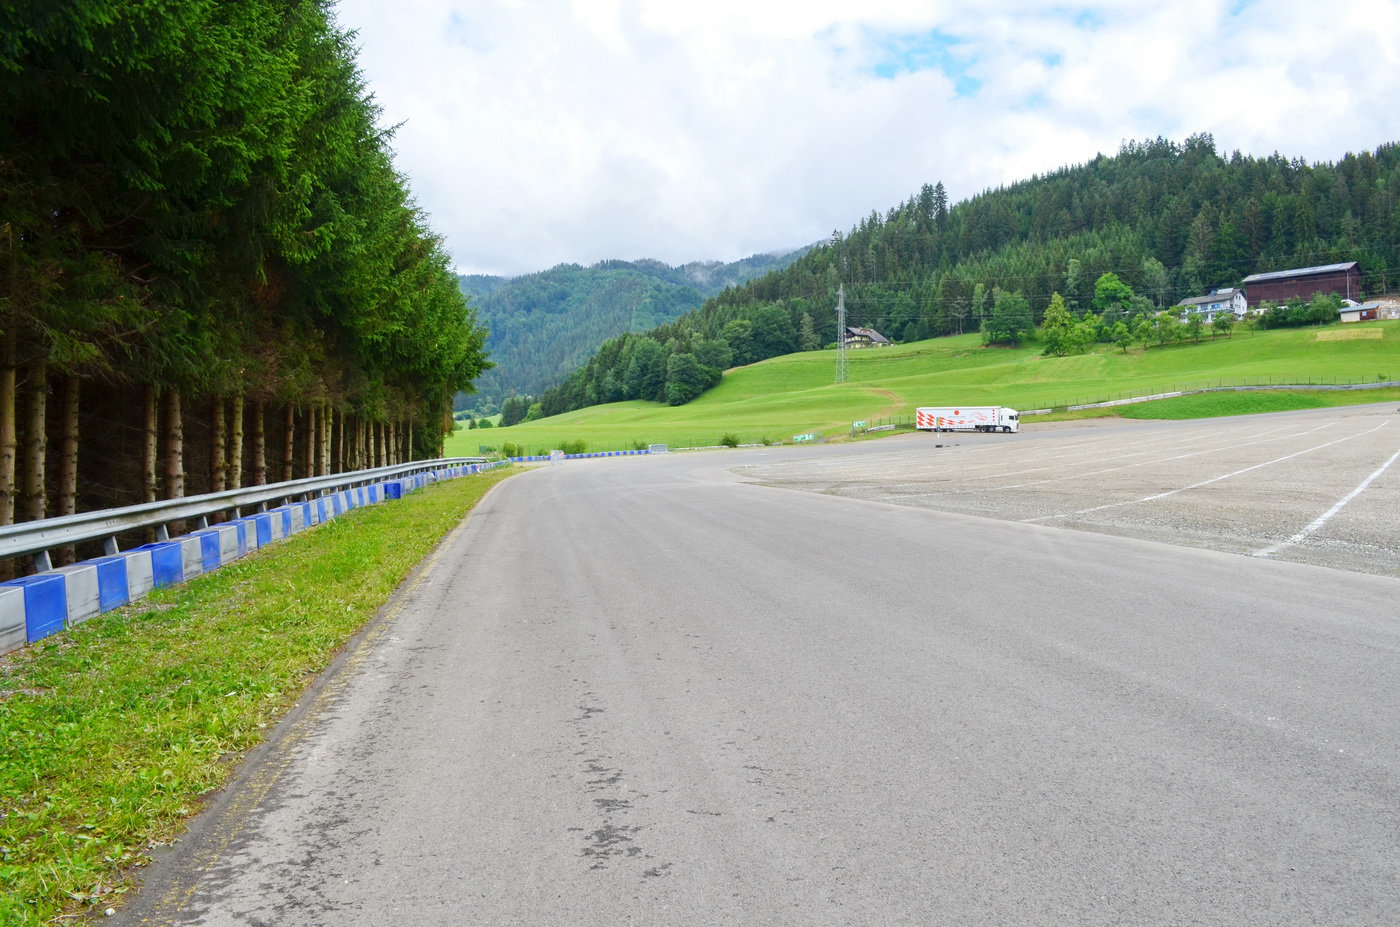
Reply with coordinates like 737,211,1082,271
743,402,1400,577
118,407,1399,926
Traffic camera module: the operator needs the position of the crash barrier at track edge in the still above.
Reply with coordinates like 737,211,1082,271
0,460,509,657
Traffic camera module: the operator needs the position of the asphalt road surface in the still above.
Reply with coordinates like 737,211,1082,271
118,410,1400,926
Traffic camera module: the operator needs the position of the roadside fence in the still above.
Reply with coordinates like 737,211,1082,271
0,457,501,657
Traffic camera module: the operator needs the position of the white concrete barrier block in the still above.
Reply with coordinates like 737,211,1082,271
0,584,25,654
122,549,155,599
56,563,101,625
179,536,204,580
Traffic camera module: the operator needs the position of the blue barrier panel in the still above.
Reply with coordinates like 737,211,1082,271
91,556,131,611
251,513,274,547
8,574,67,643
279,508,293,536
384,481,404,500
194,531,221,572
134,541,184,588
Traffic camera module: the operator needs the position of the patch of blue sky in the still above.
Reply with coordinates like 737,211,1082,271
445,11,491,51
868,29,981,97
1073,9,1105,30
1035,7,1106,31
1018,92,1049,112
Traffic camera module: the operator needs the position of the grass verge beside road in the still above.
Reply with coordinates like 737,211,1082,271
0,467,514,927
1115,387,1400,420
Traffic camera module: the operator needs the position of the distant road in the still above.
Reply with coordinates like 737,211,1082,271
118,414,1400,926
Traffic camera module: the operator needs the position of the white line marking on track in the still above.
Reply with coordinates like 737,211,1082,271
1025,421,1390,523
1253,441,1400,558
992,421,1337,494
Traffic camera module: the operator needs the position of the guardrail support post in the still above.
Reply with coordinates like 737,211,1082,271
103,536,119,556
155,525,169,542
33,550,52,573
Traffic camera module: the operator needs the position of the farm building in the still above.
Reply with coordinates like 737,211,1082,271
1175,288,1248,323
1241,262,1361,307
843,326,891,348
1339,299,1400,323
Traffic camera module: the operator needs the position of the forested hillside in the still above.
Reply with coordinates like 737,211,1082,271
534,136,1400,417
459,251,803,413
1,0,488,542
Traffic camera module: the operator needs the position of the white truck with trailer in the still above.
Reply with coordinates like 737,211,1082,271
915,406,1019,433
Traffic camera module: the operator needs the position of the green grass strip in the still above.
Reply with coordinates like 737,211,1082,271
1117,387,1400,420
0,467,515,926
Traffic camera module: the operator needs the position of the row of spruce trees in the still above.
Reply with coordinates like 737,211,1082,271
1,0,489,562
529,135,1398,417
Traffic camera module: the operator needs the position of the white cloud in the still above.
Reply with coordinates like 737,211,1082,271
333,0,1400,276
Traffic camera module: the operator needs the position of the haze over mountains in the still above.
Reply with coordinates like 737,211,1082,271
457,250,807,412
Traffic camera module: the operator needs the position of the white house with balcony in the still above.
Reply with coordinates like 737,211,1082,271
1175,288,1248,324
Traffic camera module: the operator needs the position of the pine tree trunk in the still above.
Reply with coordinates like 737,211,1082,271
321,403,331,474
163,389,184,500
164,388,184,536
333,407,343,473
142,384,158,504
0,325,16,527
282,405,295,482
56,376,79,565
21,357,48,524
251,400,266,486
304,405,316,478
228,396,244,489
210,397,226,492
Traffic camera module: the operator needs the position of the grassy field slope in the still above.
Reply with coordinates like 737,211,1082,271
448,321,1400,453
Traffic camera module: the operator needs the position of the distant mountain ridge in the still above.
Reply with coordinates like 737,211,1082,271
458,249,808,412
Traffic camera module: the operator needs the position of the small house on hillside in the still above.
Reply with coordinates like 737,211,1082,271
843,326,891,348
1241,262,1361,306
1340,299,1400,323
1176,288,1248,323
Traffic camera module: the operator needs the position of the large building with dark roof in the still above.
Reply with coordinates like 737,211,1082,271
1241,262,1360,307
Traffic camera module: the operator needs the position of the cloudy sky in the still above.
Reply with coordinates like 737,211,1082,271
333,0,1400,277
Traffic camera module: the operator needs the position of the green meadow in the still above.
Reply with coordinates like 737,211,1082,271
448,321,1400,453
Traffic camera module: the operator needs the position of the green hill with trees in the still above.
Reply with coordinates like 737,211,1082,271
459,251,806,415
449,320,1400,456
525,136,1399,420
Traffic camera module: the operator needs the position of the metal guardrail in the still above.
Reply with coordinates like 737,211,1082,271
0,457,487,571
